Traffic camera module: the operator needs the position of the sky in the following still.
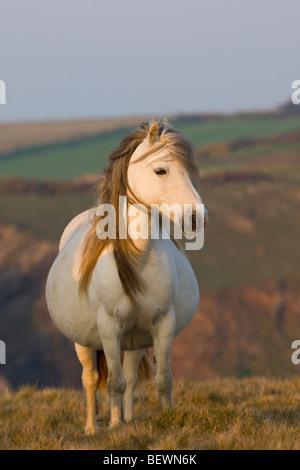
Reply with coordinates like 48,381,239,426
1,0,299,122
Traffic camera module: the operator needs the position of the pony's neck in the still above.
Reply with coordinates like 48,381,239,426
126,201,153,253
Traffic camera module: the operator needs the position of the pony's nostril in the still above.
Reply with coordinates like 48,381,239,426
191,213,197,232
189,210,207,232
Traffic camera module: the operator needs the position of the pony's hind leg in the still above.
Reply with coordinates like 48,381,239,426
75,343,100,435
122,349,145,422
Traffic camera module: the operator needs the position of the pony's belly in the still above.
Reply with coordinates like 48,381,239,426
46,242,102,350
172,251,200,336
46,282,102,349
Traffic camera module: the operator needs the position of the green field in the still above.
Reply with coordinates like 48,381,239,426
0,116,299,180
0,129,127,180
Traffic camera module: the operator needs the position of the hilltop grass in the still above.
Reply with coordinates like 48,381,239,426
1,377,300,450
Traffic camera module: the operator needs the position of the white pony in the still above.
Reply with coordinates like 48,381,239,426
46,120,207,433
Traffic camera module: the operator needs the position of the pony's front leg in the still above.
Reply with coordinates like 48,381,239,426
97,309,126,428
122,349,145,422
151,307,175,409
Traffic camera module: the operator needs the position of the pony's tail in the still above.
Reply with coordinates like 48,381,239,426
96,350,153,392
96,350,109,391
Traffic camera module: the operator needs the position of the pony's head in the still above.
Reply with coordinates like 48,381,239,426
79,120,207,305
127,120,207,232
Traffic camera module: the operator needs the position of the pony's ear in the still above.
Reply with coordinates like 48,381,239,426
148,121,160,144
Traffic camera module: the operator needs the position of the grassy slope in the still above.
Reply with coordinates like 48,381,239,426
1,377,300,450
0,116,300,180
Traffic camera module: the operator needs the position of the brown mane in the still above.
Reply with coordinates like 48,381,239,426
78,120,200,306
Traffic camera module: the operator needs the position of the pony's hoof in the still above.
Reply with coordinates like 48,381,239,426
123,416,133,423
107,421,121,431
84,424,99,435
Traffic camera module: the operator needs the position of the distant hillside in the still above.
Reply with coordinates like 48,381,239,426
0,109,299,391
1,100,298,157
1,127,300,387
0,102,299,180
0,115,157,155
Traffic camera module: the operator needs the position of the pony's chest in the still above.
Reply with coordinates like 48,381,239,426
91,240,194,315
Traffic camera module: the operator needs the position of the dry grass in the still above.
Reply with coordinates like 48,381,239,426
1,377,300,450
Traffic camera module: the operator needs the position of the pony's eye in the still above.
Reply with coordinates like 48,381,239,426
154,168,167,175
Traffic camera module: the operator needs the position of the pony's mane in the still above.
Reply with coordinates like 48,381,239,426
78,120,200,306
